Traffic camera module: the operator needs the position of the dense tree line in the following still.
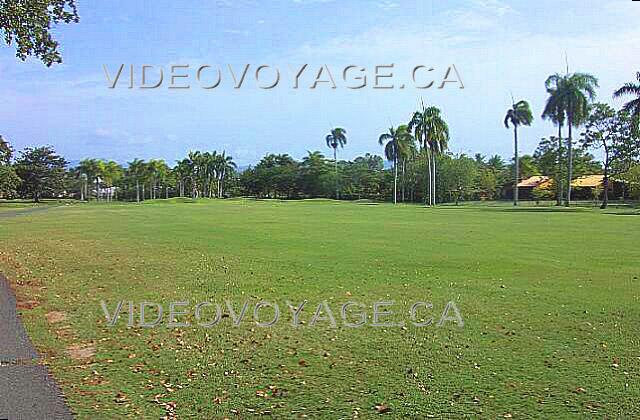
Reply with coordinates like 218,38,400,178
1,71,640,206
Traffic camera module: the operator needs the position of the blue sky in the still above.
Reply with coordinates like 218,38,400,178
1,0,639,166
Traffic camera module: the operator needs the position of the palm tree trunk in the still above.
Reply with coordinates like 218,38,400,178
513,126,519,206
221,172,225,198
566,120,573,206
432,153,437,205
393,154,397,204
401,159,406,202
425,149,431,206
556,125,563,206
136,179,140,202
334,147,338,200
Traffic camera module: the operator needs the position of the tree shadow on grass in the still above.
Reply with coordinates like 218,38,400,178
479,206,586,213
604,211,640,216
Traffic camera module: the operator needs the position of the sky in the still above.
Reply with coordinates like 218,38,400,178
1,0,639,166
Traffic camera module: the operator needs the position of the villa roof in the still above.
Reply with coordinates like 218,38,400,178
571,175,604,188
517,176,550,188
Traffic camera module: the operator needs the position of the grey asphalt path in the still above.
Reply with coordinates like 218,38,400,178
0,274,73,419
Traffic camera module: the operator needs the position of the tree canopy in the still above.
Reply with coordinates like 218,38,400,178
0,0,79,66
14,146,66,201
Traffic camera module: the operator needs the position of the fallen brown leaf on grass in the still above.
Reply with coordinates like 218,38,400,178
374,404,391,414
66,343,96,360
45,311,67,323
114,393,128,404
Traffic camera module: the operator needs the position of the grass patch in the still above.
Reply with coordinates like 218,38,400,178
0,199,638,418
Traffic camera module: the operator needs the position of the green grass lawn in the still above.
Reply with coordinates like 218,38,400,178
0,199,638,418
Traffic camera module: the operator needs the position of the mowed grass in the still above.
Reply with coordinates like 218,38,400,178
0,199,638,418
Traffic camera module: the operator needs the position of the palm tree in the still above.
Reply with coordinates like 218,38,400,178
217,151,236,198
77,158,103,201
127,159,146,202
544,72,598,205
397,127,417,202
379,127,399,204
325,127,347,199
504,100,534,206
101,161,123,201
379,125,412,204
174,158,192,197
542,93,566,205
146,159,167,200
187,151,202,199
409,104,449,206
613,71,640,132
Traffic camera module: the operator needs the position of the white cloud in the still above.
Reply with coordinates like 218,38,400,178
377,1,399,11
469,0,514,17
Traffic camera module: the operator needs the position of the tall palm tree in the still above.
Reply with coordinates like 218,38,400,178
544,72,598,205
101,160,123,201
409,104,449,206
174,158,192,197
613,71,640,132
325,127,347,199
77,158,103,201
542,94,566,205
127,159,146,202
379,126,400,204
146,159,168,200
217,151,236,198
378,125,412,204
397,127,417,202
504,100,534,206
187,151,202,199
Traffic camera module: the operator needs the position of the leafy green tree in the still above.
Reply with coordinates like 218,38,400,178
477,168,498,200
409,105,449,206
544,72,599,205
504,99,534,206
619,164,640,200
531,185,554,205
0,135,12,164
325,128,347,199
580,104,616,208
438,154,477,205
299,151,331,198
247,154,299,198
0,0,79,66
515,155,540,180
0,135,19,197
342,154,384,200
0,164,20,197
581,104,638,208
14,146,66,201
